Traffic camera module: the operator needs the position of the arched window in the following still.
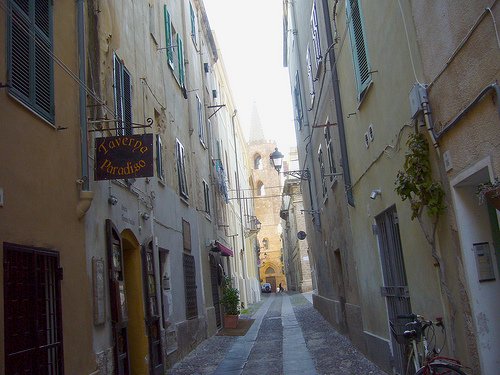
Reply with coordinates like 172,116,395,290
254,154,262,169
265,267,275,274
256,181,265,196
262,238,269,250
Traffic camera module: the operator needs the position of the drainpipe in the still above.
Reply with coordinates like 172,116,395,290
76,0,93,219
322,0,354,207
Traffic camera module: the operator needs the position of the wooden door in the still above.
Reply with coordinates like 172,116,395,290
106,220,130,375
142,242,164,374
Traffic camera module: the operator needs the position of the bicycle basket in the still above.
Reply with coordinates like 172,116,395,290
389,320,410,345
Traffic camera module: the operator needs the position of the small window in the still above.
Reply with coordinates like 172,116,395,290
262,238,269,250
8,0,54,122
254,154,262,170
346,0,371,100
318,145,327,198
293,71,304,130
306,46,315,107
257,181,265,197
156,135,164,180
324,125,336,182
176,139,189,199
113,54,133,136
196,94,206,146
311,0,322,70
203,180,211,215
189,2,197,47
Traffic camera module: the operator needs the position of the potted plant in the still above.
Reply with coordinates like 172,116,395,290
220,276,240,329
476,178,500,210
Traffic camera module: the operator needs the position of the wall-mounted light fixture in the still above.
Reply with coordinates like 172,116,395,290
141,212,150,220
108,195,118,205
370,189,382,200
269,147,310,180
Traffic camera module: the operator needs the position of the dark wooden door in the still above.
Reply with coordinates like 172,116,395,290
4,243,63,375
106,220,130,375
209,254,222,327
142,242,164,374
266,276,277,292
376,207,412,374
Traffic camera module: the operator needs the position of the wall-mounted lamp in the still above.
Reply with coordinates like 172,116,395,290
108,195,118,205
269,147,310,180
141,212,150,220
370,189,382,200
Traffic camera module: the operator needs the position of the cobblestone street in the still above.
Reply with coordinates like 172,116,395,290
168,292,385,375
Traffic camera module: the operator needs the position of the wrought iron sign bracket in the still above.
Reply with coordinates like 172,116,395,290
283,169,311,180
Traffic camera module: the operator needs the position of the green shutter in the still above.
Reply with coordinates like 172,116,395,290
8,0,54,122
177,35,185,88
163,5,173,66
347,0,371,98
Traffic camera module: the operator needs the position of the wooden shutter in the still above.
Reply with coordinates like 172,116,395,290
177,34,185,88
9,0,54,121
113,55,123,134
311,0,322,69
156,135,164,180
163,6,173,67
122,68,133,135
347,0,371,97
142,243,164,374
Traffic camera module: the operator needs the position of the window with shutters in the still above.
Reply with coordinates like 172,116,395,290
324,125,336,182
346,0,372,101
318,145,328,198
310,0,322,71
113,54,133,136
176,139,189,199
306,46,315,108
156,134,164,181
189,2,197,47
293,71,304,130
196,94,206,146
203,180,211,215
8,0,54,123
163,6,185,90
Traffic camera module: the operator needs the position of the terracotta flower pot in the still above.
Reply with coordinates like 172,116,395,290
224,314,239,329
485,189,500,210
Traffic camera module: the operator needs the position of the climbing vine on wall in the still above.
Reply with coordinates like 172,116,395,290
395,131,445,220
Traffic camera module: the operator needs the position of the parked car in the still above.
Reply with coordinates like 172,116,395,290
261,283,272,293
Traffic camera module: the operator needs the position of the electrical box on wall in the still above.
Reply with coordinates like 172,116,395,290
409,83,428,119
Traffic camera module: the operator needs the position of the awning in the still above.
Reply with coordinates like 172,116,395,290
215,241,234,257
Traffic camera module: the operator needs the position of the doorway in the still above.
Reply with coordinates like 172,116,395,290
376,206,412,374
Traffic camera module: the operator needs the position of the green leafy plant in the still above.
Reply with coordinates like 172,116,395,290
220,276,240,315
395,131,445,220
476,177,500,205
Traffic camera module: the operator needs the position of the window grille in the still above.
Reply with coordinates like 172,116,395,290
183,254,198,319
4,243,63,374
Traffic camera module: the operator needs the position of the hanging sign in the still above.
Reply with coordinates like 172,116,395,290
94,134,154,181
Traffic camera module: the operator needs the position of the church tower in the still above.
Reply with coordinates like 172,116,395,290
247,103,287,292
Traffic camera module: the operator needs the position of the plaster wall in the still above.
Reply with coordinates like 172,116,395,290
0,2,94,373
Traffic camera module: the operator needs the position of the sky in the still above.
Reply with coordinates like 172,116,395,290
203,0,297,154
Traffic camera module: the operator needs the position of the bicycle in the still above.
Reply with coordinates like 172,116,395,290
390,313,470,375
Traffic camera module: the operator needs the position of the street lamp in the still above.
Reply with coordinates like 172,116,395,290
269,147,310,180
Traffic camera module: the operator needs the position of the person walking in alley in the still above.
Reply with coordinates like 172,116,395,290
278,282,283,293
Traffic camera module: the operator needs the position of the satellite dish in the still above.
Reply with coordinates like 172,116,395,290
297,231,307,240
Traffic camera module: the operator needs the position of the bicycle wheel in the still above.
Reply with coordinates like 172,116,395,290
415,362,467,375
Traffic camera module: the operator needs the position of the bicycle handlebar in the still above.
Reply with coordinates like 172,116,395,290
397,313,417,319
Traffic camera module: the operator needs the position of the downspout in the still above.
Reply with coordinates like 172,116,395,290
76,0,93,219
322,0,354,206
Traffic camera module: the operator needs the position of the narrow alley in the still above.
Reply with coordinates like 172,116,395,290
168,293,384,375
